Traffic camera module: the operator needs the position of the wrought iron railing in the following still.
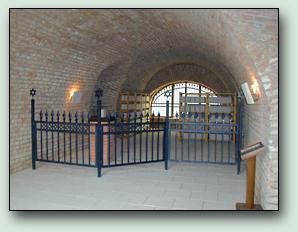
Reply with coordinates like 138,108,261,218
30,88,242,176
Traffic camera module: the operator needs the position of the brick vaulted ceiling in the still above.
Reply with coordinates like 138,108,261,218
10,9,277,111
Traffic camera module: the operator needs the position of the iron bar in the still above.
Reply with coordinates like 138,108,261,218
30,90,36,169
121,114,124,165
145,113,149,162
63,112,66,163
57,112,60,162
201,114,204,161
88,113,91,165
164,100,169,170
114,113,118,165
127,113,130,163
228,116,232,163
81,112,85,165
108,114,111,166
207,114,210,162
75,112,78,164
134,113,137,163
157,113,160,160
69,112,72,163
51,111,54,161
175,114,178,161
40,111,43,160
187,113,191,161
236,124,240,174
45,111,49,161
36,159,96,167
194,113,198,161
214,116,218,162
139,113,143,162
151,113,155,161
181,113,184,161
221,115,224,163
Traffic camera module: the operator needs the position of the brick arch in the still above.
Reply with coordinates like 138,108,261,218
121,49,238,94
143,63,234,94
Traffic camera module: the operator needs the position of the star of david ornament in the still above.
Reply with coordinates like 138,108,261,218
30,88,36,97
164,90,171,99
95,88,103,99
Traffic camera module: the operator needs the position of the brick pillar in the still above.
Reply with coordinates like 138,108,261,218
90,121,114,165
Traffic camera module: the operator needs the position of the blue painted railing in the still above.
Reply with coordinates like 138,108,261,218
30,88,242,176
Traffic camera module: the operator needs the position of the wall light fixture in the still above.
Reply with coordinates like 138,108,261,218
241,81,261,105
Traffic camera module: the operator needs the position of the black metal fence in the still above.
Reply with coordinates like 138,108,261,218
30,88,242,177
34,111,95,167
30,88,170,177
100,113,165,168
170,112,240,168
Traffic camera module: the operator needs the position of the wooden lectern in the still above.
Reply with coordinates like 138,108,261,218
236,142,265,210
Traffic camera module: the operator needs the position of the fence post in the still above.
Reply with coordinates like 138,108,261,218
165,100,170,170
236,125,240,175
95,88,103,177
30,88,37,170
237,96,244,175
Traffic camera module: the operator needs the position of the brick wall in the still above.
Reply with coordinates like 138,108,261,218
219,9,278,209
10,9,115,172
10,9,278,209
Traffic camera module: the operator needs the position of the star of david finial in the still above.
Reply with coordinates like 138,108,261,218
164,90,171,99
95,88,103,99
30,88,36,97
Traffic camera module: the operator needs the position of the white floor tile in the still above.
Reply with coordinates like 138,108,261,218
10,162,245,210
203,200,235,210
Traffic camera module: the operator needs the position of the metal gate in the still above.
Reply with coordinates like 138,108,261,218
168,97,243,174
170,113,240,170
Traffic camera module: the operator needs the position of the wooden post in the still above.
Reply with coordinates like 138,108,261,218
246,156,256,209
236,142,264,210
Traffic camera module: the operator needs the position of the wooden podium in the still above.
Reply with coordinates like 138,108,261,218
236,142,265,210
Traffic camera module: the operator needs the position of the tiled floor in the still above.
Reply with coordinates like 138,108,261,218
10,162,246,210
